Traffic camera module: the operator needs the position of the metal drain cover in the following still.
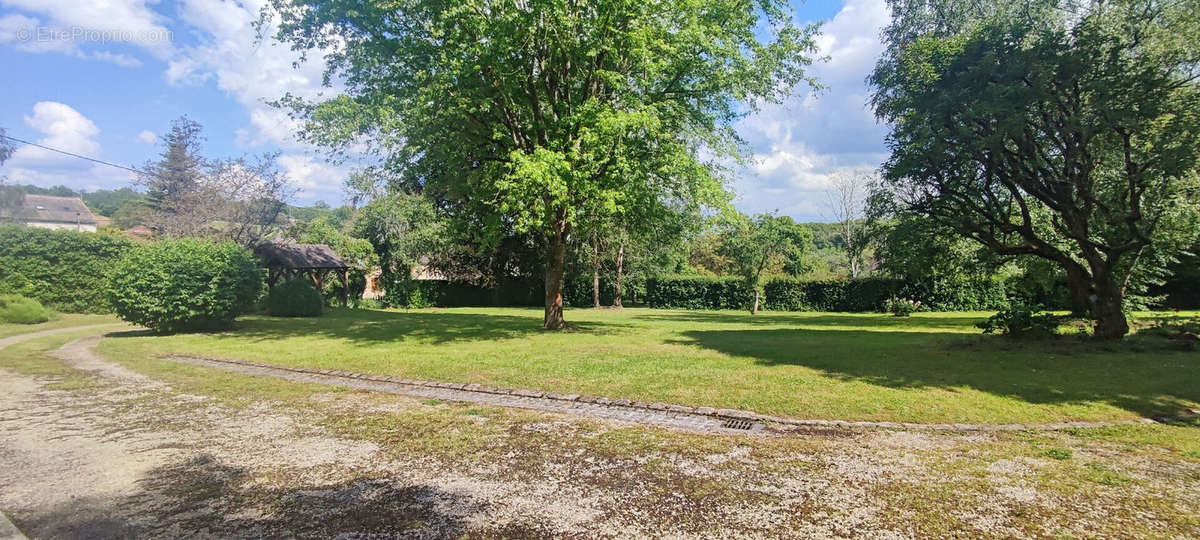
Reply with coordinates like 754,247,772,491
722,418,755,430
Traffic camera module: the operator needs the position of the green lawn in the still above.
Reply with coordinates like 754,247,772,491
0,313,118,339
97,307,1200,424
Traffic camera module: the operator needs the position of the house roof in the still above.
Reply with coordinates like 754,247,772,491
254,241,348,269
0,194,97,225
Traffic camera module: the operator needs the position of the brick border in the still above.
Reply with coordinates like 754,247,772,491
161,353,1196,434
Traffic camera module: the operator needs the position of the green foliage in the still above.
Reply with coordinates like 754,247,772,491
645,276,751,310
382,279,543,309
271,0,821,326
105,239,264,333
267,279,324,317
562,277,645,308
884,297,922,317
976,304,1063,339
762,277,1008,312
0,225,132,312
0,294,54,324
111,198,153,229
291,216,378,303
718,212,814,311
872,0,1200,338
83,188,144,217
351,193,444,281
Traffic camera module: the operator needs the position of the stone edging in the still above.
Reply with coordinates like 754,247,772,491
161,353,1196,433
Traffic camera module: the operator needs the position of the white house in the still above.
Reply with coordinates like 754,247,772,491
0,194,100,232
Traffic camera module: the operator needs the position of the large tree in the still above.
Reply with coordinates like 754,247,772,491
269,0,821,329
872,0,1200,338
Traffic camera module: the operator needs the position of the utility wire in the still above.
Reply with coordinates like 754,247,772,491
1,134,144,175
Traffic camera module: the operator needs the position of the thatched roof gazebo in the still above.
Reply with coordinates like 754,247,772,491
254,241,352,306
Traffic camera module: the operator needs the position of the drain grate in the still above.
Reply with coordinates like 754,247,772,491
722,418,755,430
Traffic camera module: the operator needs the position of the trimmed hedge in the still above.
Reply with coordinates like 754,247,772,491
382,277,645,309
383,278,542,308
0,226,132,313
105,239,264,333
645,276,750,310
379,274,1007,312
646,275,1008,312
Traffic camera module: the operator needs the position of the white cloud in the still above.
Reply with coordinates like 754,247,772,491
169,0,331,148
18,101,101,158
1,101,138,191
0,0,171,66
733,0,890,221
276,153,350,202
162,0,352,201
137,130,157,144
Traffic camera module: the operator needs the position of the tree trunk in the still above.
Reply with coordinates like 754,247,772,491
544,231,567,330
1091,273,1129,340
592,239,601,309
1064,264,1093,316
751,289,761,315
613,243,625,308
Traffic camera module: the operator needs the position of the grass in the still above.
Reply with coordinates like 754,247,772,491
95,307,1200,424
0,313,118,339
2,320,1197,536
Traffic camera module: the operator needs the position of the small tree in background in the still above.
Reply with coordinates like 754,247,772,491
106,239,263,333
719,212,813,314
824,169,877,278
139,117,295,246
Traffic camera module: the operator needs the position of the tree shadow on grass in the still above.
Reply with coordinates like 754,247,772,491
675,327,1200,420
15,453,558,539
105,308,636,346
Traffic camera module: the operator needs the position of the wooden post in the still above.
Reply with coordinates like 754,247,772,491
341,268,350,307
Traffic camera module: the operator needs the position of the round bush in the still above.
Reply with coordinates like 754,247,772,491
268,279,324,317
105,239,264,333
0,294,54,324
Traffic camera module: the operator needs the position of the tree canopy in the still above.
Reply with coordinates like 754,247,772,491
269,0,822,328
871,0,1200,338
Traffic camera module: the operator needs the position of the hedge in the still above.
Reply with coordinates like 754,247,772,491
0,225,132,313
645,276,751,310
645,275,1008,312
382,277,645,309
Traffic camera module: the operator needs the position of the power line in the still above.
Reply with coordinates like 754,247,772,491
1,134,144,175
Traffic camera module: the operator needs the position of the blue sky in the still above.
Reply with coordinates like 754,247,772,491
0,0,889,221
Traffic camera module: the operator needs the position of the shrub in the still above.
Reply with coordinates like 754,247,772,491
382,279,438,308
105,239,264,333
0,294,54,324
267,279,324,317
0,225,132,313
976,304,1064,338
884,297,922,317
